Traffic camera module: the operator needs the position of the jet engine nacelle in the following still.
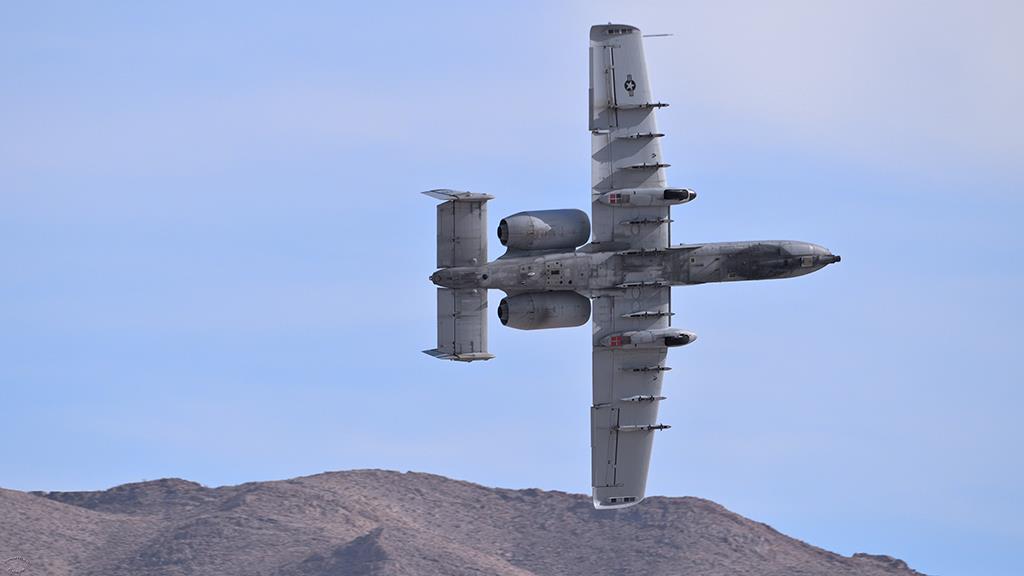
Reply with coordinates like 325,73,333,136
600,328,697,349
498,291,591,330
497,209,591,252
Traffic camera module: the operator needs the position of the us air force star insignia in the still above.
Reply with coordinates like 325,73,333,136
3,557,29,575
624,74,637,96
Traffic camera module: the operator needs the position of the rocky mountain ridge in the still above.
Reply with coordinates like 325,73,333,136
0,470,924,575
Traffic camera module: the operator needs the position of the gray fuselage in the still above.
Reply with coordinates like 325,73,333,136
431,240,841,295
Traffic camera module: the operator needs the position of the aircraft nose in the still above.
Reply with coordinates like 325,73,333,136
807,244,841,265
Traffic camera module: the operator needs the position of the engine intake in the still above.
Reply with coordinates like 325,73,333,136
498,292,591,330
497,209,590,252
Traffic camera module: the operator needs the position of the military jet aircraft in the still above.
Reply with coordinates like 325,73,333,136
423,23,840,509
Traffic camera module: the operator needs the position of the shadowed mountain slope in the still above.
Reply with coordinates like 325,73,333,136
0,470,923,576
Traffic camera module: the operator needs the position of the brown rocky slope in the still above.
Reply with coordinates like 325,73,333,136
0,470,923,575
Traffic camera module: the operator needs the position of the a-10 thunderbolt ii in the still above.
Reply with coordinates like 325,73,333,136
423,23,840,509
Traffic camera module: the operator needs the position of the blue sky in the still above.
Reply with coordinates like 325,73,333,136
2,2,1022,575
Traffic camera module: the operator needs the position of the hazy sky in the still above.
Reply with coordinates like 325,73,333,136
2,2,1022,575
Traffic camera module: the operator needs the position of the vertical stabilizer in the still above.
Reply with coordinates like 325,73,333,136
423,189,494,269
424,287,493,362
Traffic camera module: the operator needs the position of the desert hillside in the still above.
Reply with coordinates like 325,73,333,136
0,470,923,575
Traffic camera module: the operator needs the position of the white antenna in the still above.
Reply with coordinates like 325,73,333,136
643,33,674,38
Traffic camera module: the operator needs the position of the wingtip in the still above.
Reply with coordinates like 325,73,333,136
592,487,646,509
590,23,640,41
592,494,645,510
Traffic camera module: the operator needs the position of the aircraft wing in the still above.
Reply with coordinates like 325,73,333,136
591,283,671,508
589,24,670,252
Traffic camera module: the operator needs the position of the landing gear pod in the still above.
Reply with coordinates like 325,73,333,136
596,188,696,207
600,328,697,349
